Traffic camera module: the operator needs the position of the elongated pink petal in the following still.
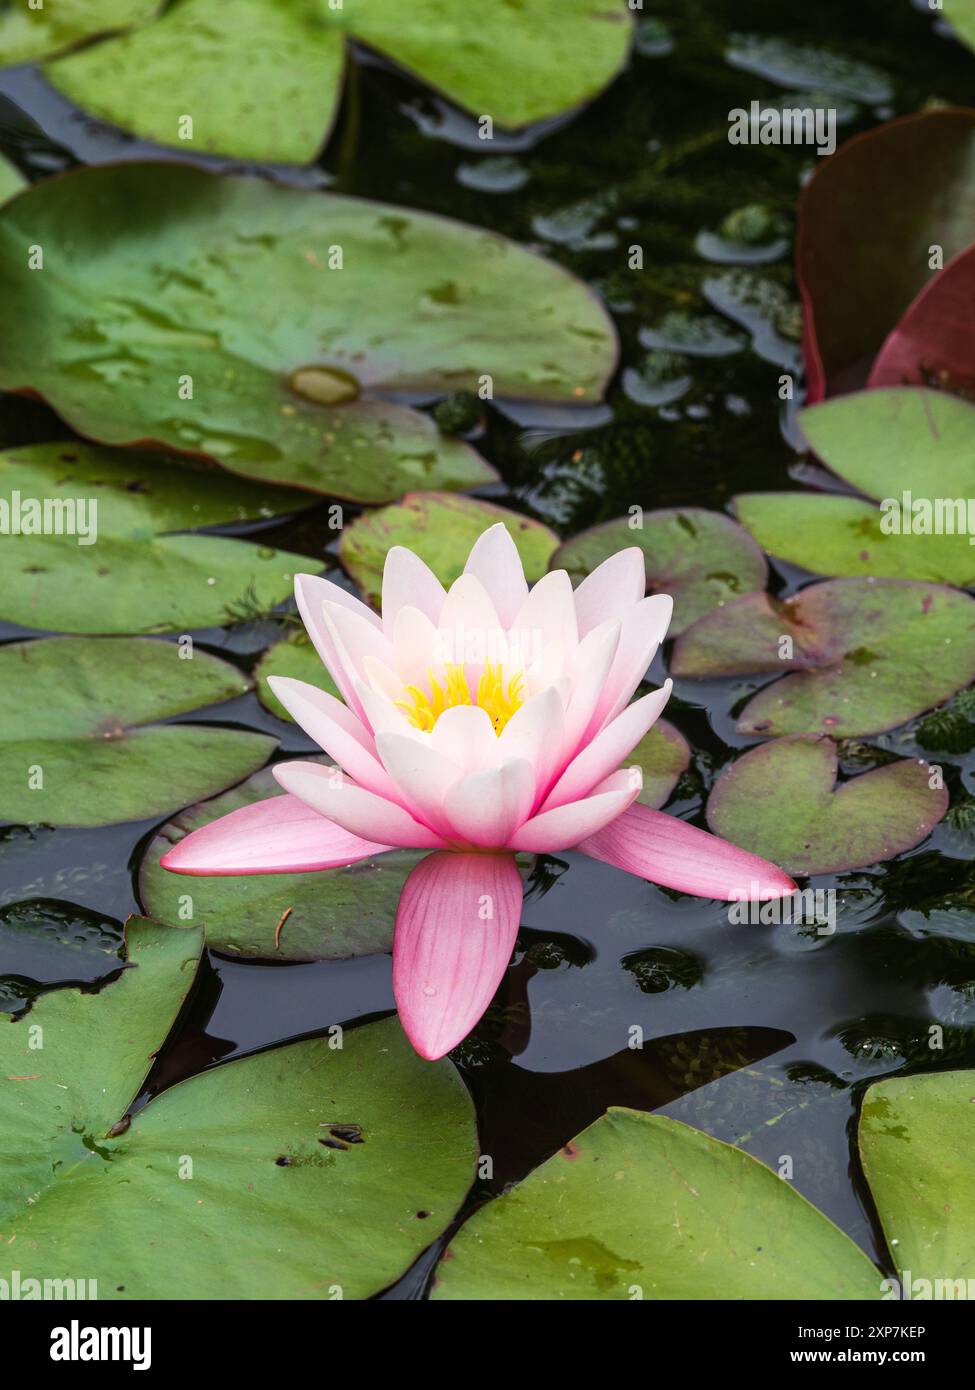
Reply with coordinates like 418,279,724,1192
464,523,529,627
266,677,397,799
294,573,378,712
571,547,646,636
382,545,446,635
323,601,395,690
544,682,672,811
393,850,523,1059
272,762,446,849
589,593,673,733
509,769,641,853
391,605,440,685
375,731,462,835
561,618,621,757
577,802,797,899
159,793,391,876
498,684,564,792
511,568,578,657
442,759,535,847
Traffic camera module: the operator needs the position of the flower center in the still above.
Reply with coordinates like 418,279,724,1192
397,662,526,735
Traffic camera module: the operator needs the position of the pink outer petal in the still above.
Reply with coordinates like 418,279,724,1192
508,769,641,854
294,573,379,714
265,677,397,800
272,762,446,849
382,546,446,635
561,619,621,758
159,794,392,876
464,523,529,628
511,568,578,658
543,682,672,811
393,850,523,1059
571,547,646,636
589,593,673,733
442,759,535,848
577,802,797,900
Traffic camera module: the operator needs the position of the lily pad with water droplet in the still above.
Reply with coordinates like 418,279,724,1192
254,631,342,723
140,763,423,961
860,1070,975,1290
734,389,975,585
340,493,560,609
7,0,633,163
0,164,616,502
706,735,947,877
624,719,691,809
725,32,893,102
797,108,975,400
0,442,316,633
431,1106,881,1299
672,578,975,739
552,508,767,637
0,918,477,1300
0,637,275,827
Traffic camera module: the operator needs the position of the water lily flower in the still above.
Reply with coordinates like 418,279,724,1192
162,525,795,1059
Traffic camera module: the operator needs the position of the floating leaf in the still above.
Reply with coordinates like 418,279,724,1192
868,246,975,396
625,719,691,809
797,109,975,399
0,442,316,633
725,33,893,102
140,764,422,960
734,389,975,584
254,631,341,722
705,736,947,877
0,154,25,205
340,493,560,608
672,579,975,738
0,637,275,827
431,1107,881,1300
860,1070,975,1289
0,919,477,1300
551,509,767,637
0,164,615,501
945,0,975,55
2,0,634,162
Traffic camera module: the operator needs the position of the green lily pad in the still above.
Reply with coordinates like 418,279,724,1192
735,389,975,585
255,630,341,723
551,509,767,638
705,736,947,877
18,0,633,163
340,493,560,608
0,918,477,1300
140,763,423,961
671,579,975,738
860,1070,975,1290
945,1,975,54
0,442,317,633
625,718,691,809
431,1106,881,1300
798,109,975,399
0,164,615,502
0,155,25,206
725,33,893,102
0,637,275,827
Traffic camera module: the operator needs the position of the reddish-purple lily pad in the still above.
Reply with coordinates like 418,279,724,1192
671,579,975,739
867,244,975,396
706,735,948,877
797,108,975,400
551,509,767,637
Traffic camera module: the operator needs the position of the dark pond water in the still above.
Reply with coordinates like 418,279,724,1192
2,0,974,1299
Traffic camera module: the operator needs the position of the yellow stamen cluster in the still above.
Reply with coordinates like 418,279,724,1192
397,662,526,735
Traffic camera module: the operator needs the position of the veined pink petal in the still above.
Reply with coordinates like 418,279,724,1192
464,523,529,628
265,677,397,799
393,850,523,1059
544,682,672,811
442,759,535,847
382,545,446,635
438,572,503,648
323,600,395,690
391,605,441,686
561,618,621,757
589,593,673,733
355,677,416,737
572,547,646,636
511,568,578,658
294,573,379,712
498,684,565,795
159,793,391,876
509,768,641,853
375,731,463,835
272,762,446,849
577,802,797,899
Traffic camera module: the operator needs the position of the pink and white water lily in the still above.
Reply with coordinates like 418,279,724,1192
162,525,795,1059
